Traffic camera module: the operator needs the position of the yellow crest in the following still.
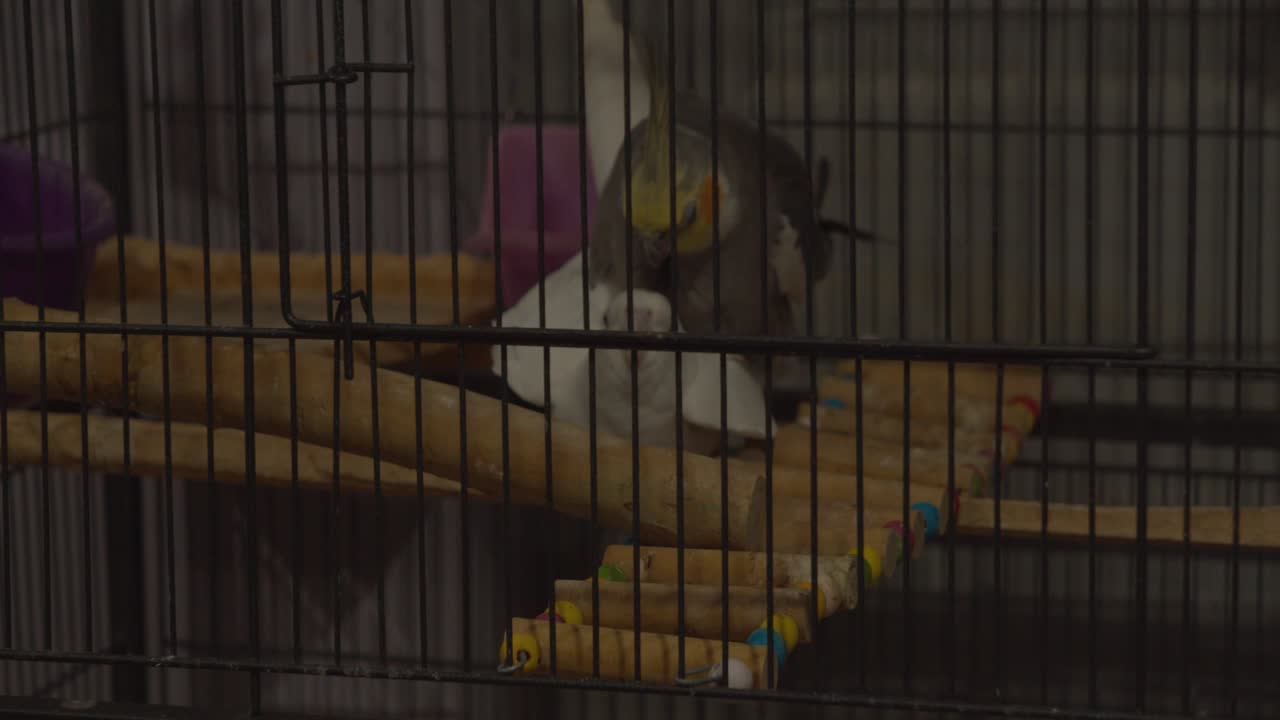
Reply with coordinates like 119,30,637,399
628,33,692,235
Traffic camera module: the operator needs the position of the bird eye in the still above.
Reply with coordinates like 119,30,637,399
680,202,697,228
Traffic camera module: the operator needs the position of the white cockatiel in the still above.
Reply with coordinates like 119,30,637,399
494,253,776,453
595,287,737,455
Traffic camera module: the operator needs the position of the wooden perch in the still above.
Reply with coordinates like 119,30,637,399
4,298,960,555
85,235,496,310
957,497,1280,552
763,499,924,568
819,360,1042,436
502,617,773,689
552,579,817,643
772,423,994,497
5,298,772,549
758,461,953,535
835,359,1043,408
0,409,492,501
83,235,497,372
791,401,1023,466
601,545,859,614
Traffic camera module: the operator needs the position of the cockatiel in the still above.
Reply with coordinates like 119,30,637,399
494,254,775,451
595,288,722,454
586,36,833,374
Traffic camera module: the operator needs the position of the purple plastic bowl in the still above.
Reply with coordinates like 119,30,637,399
461,125,598,310
1,142,116,313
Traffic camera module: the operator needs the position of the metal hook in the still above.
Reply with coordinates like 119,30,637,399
673,664,720,687
330,288,371,380
496,651,531,675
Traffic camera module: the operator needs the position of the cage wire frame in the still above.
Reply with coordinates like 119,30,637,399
0,0,1278,718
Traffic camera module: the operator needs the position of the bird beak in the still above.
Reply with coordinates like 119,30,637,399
673,228,713,255
642,231,672,267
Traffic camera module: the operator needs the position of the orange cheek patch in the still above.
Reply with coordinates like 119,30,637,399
697,176,719,219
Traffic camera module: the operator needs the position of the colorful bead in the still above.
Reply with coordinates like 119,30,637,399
961,464,985,495
1011,394,1040,419
848,545,882,585
883,519,915,561
757,613,799,651
912,501,940,540
821,397,847,410
597,564,626,582
498,632,540,673
789,581,826,618
536,600,584,625
554,600,583,625
745,627,788,666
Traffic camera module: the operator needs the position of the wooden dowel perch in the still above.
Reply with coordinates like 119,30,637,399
600,545,858,614
3,299,950,555
745,460,952,532
1,409,491,500
2,299,769,548
502,617,773,689
85,235,496,312
763,499,925,567
791,401,1023,466
817,370,1040,436
83,235,497,371
958,498,1280,552
757,458,952,538
835,359,1043,415
552,579,817,643
771,423,993,497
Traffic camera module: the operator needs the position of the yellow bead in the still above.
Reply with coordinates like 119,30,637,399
848,545,882,585
1006,401,1036,436
757,613,799,652
498,631,540,673
554,600,584,625
790,581,826,618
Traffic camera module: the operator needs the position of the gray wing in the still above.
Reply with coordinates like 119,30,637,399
672,97,829,342
594,92,829,342
764,131,833,289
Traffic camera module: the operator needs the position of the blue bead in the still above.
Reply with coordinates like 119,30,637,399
912,502,941,540
745,627,788,666
821,397,847,410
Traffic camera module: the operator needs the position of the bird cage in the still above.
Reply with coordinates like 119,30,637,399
0,0,1277,718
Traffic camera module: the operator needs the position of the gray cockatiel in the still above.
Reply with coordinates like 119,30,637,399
587,37,833,368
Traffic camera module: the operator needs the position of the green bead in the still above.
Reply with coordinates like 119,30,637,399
597,564,626,582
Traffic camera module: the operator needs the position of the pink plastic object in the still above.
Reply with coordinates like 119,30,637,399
461,125,598,309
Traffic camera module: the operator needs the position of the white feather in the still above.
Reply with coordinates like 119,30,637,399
494,252,776,448
493,253,610,415
581,0,650,194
